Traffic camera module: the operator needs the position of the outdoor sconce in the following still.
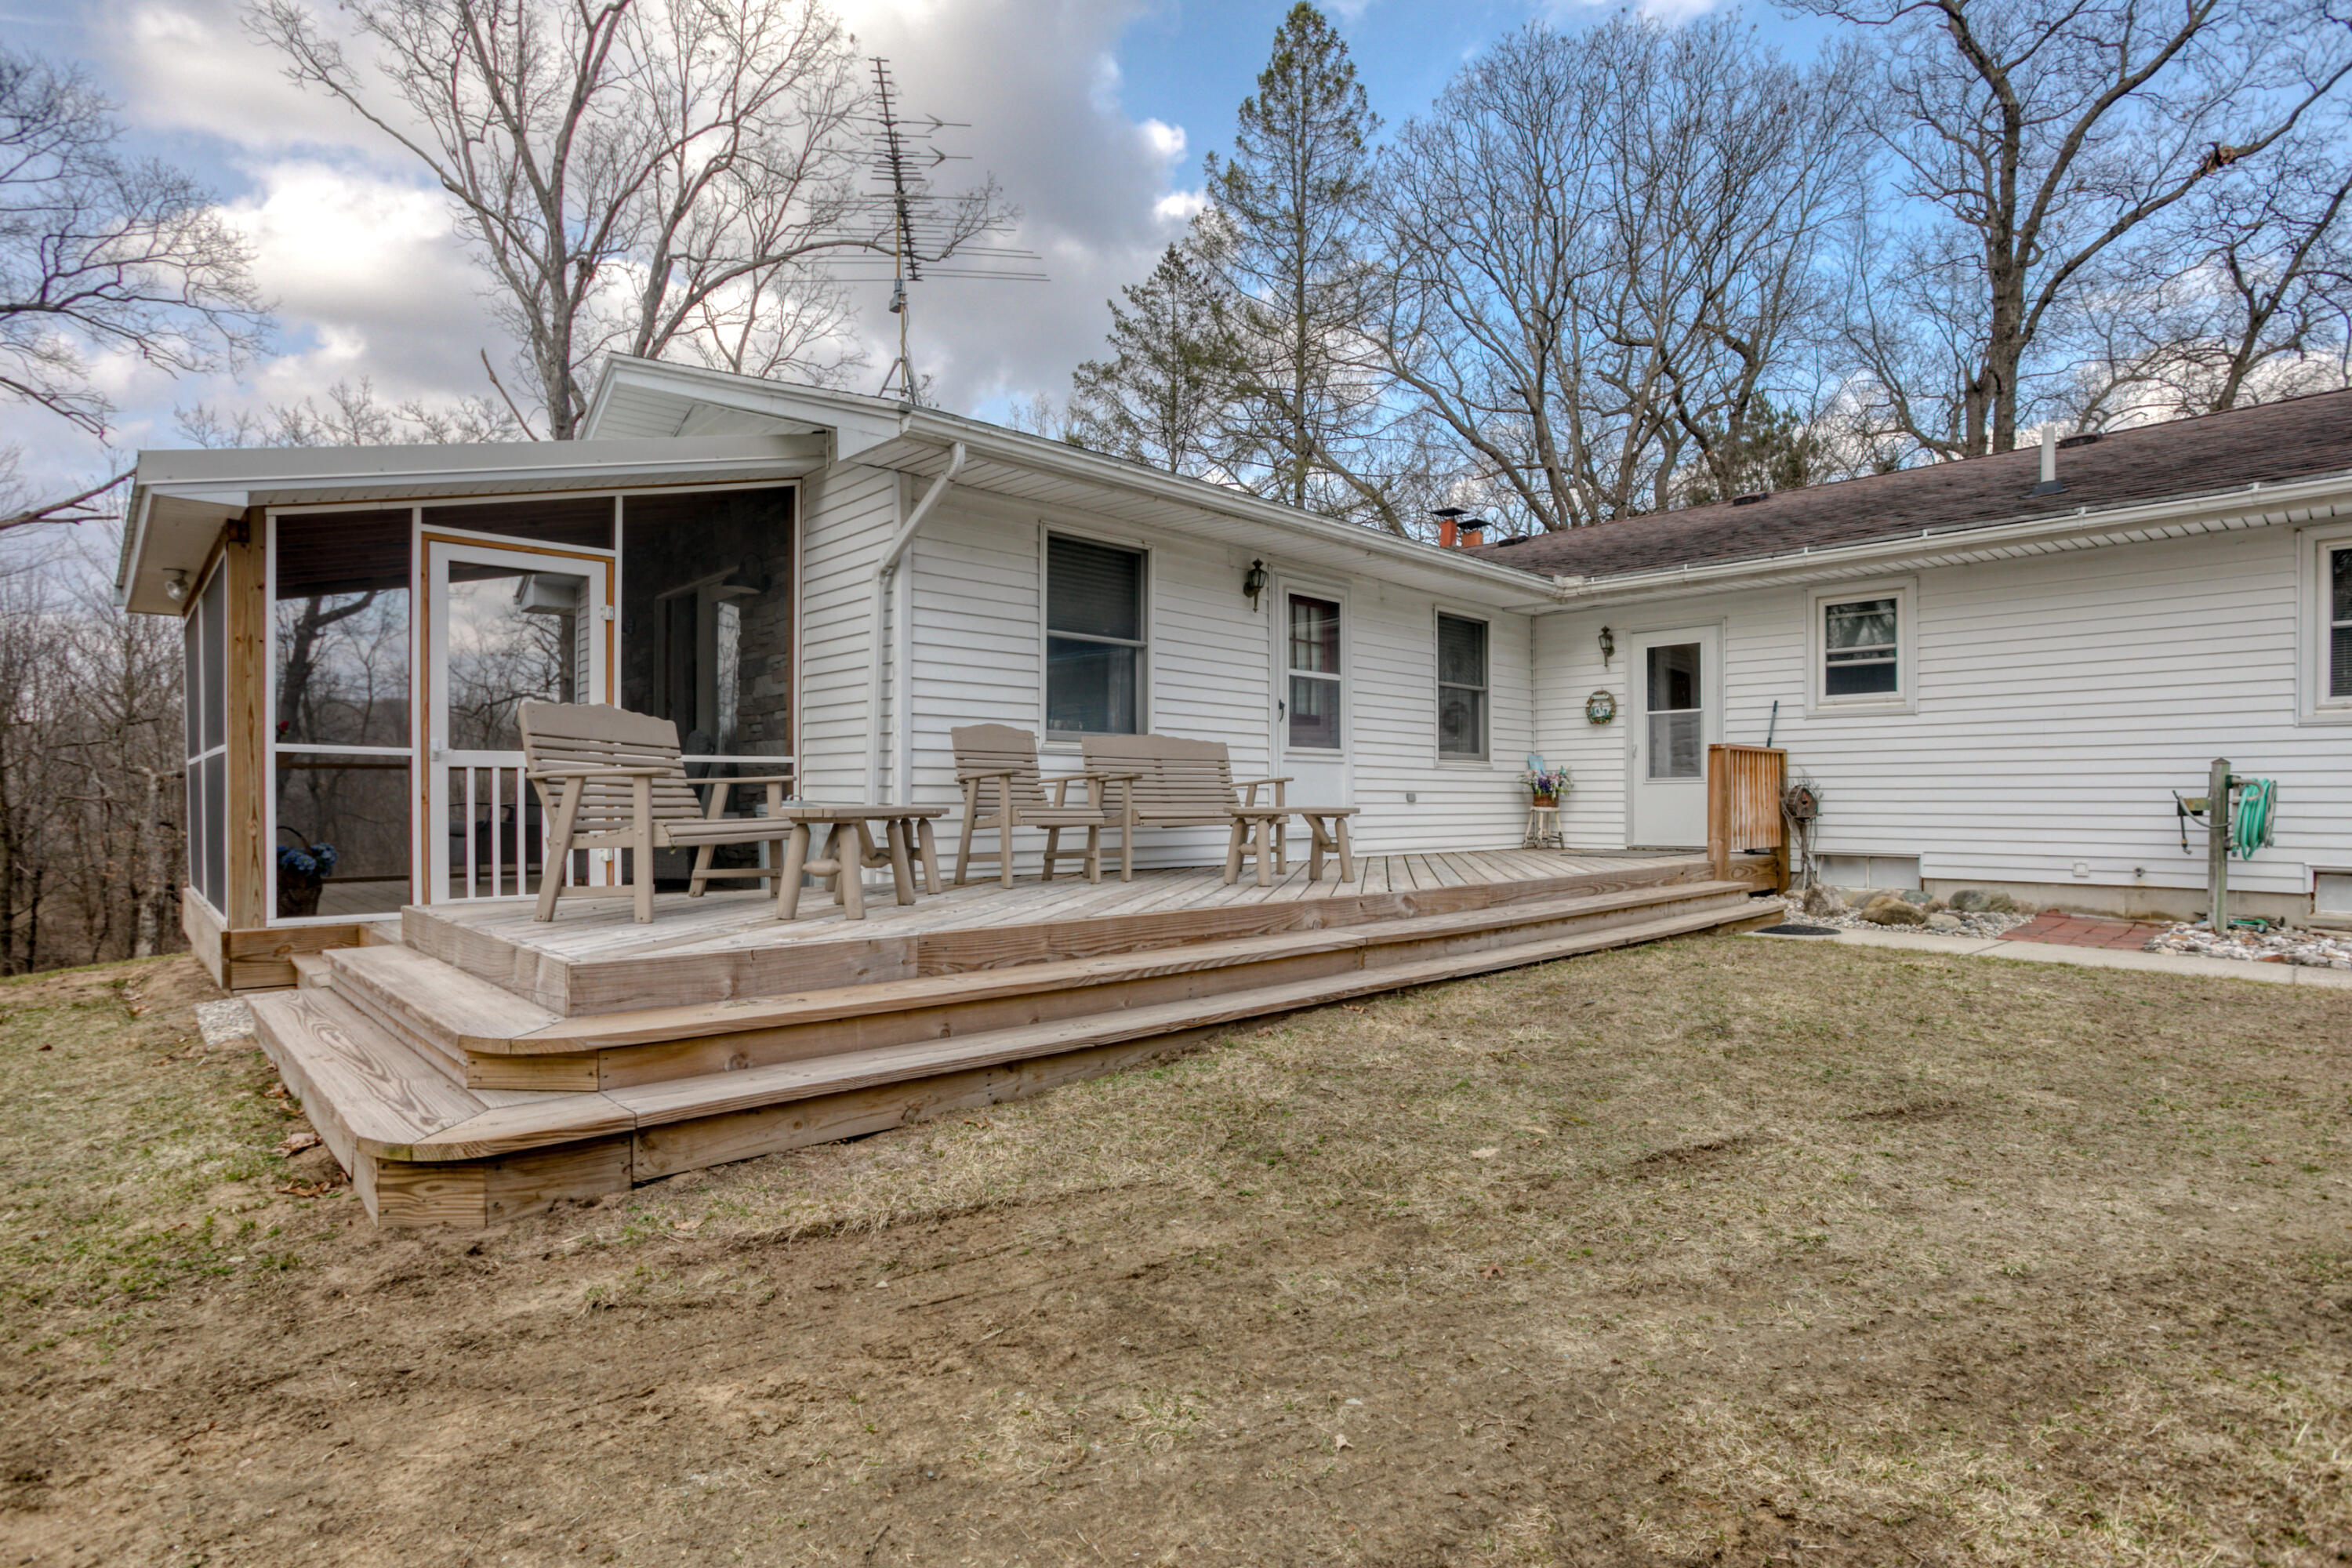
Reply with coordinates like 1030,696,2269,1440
1598,625,1615,667
163,569,189,602
1243,558,1267,610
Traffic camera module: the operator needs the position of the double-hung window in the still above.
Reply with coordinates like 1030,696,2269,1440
1811,583,1911,710
1046,533,1146,735
1436,613,1489,758
2332,543,2352,701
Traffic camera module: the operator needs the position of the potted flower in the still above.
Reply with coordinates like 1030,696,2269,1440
1523,763,1570,808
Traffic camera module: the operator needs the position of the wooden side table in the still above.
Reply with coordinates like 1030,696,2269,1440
1222,807,1294,887
775,804,947,920
1524,803,1563,850
1295,807,1359,883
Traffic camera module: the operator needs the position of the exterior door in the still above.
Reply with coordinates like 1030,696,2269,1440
1627,626,1715,848
1274,583,1350,807
423,535,613,902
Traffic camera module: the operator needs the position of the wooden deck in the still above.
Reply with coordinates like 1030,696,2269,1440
405,848,1712,1007
252,847,1783,1228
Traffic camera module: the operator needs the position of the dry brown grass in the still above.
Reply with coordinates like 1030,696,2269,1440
2,937,2347,1566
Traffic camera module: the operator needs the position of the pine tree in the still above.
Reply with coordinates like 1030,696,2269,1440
1069,240,1238,476
1203,3,1396,526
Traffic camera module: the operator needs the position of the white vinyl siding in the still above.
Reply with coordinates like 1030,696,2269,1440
1541,523,2350,898
793,464,898,798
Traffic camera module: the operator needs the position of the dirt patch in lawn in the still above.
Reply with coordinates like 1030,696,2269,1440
2,938,2348,1566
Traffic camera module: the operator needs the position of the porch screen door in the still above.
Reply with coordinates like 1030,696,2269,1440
423,536,612,902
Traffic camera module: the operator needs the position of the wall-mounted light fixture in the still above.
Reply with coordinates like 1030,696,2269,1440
1598,625,1615,667
1243,558,1267,610
163,568,189,602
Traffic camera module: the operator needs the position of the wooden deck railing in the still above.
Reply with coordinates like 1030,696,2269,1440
1706,744,1788,890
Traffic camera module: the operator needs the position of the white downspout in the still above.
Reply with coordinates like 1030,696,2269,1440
866,441,966,800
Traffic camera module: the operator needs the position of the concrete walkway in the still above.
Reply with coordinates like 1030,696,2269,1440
1749,922,2352,989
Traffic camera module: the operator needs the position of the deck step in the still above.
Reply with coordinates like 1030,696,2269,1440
290,954,336,990
372,879,1762,1056
391,895,1773,1163
249,989,490,1178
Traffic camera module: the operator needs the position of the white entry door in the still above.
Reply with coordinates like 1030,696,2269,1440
1272,583,1351,807
423,535,613,902
1627,626,1716,848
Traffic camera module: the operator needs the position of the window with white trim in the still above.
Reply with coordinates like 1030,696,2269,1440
1809,582,1912,711
1046,533,1146,735
1436,613,1488,758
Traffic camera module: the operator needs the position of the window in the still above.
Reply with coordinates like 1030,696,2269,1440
183,562,229,914
1823,597,1899,696
1436,613,1488,758
2332,545,2352,700
1286,593,1342,750
1644,641,1704,779
1809,581,1913,712
1046,533,1145,735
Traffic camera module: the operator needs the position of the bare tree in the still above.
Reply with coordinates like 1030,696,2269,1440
1806,0,2352,456
1368,16,1865,532
249,0,998,437
0,535,184,972
0,44,265,539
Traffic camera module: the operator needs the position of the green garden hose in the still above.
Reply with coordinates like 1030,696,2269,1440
2231,777,2277,858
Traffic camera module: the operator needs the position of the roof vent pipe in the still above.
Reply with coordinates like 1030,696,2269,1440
2031,426,2067,495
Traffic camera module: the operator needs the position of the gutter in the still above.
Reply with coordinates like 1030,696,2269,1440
867,441,967,801
1541,468,2352,608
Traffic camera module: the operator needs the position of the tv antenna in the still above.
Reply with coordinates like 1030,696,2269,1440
851,58,1046,402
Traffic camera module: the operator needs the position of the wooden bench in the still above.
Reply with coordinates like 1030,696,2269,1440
518,702,797,924
1080,733,1336,887
951,724,1123,887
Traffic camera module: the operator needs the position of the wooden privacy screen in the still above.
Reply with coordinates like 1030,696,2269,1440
1707,744,1788,889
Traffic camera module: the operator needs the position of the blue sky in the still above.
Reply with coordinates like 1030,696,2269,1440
0,0,1841,501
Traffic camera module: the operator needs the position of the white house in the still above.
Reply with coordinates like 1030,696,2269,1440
118,359,2352,988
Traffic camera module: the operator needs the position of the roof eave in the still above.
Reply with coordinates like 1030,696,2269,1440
1539,469,2352,608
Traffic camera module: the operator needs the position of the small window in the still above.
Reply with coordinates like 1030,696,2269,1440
1436,613,1488,758
2332,545,2352,699
1046,533,1145,735
1285,593,1342,750
1823,596,1900,699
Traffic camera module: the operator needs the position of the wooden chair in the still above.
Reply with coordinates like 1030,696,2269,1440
949,724,1120,887
517,702,798,924
1077,734,1300,885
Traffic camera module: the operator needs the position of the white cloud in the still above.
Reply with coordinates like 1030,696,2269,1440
91,0,384,154
225,160,505,401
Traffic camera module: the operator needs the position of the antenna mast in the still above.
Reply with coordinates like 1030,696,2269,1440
854,58,1046,404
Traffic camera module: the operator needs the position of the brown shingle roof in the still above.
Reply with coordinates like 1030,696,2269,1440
1461,390,2352,580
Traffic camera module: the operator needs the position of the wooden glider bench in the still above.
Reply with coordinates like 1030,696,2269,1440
1079,733,1358,887
519,701,799,924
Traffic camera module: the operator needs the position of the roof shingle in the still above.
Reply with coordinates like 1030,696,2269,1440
1462,390,2352,580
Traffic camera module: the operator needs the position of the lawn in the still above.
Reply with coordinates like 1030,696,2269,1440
1,935,2346,1566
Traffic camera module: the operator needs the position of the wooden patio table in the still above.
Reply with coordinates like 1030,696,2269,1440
774,804,948,921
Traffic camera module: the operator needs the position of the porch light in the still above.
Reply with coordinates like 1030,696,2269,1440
1243,558,1267,610
1599,625,1615,667
163,568,188,602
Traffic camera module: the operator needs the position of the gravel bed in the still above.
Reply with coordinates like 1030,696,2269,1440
1798,908,2033,939
2142,922,2352,969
